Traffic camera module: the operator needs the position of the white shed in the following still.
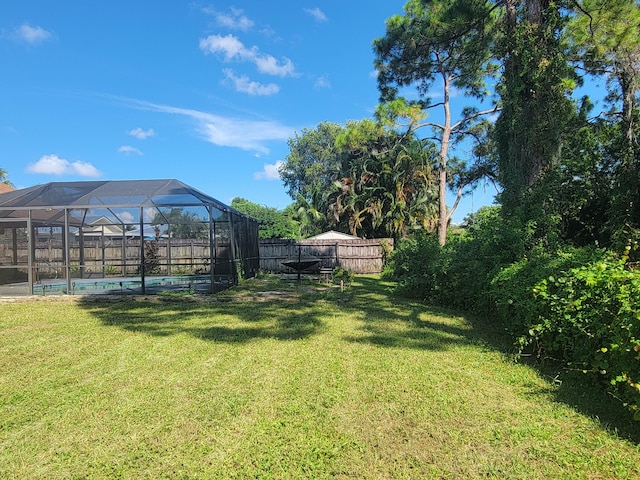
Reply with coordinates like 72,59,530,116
306,230,359,241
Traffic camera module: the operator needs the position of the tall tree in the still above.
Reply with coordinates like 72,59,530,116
279,118,439,239
494,0,577,221
279,122,344,206
374,0,498,245
329,119,438,239
567,0,640,241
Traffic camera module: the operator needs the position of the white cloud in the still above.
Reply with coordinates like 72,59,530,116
223,69,279,96
199,34,245,60
304,7,328,22
143,207,157,222
26,154,101,177
254,160,284,180
254,55,295,77
128,127,155,139
14,23,53,45
118,211,135,223
121,98,296,154
203,6,254,31
199,34,296,77
314,74,331,89
118,145,143,155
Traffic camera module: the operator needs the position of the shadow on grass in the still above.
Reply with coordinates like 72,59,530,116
339,276,499,351
77,296,326,343
76,275,640,443
527,360,640,444
345,277,640,443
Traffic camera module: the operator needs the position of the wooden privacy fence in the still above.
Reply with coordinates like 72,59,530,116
259,238,393,274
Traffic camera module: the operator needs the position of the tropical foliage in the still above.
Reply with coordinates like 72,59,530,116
152,208,208,239
280,119,439,239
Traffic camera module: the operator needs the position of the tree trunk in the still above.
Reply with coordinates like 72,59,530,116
437,75,452,246
614,61,640,229
525,0,548,25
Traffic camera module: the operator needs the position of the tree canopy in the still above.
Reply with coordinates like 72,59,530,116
231,198,300,240
276,0,640,250
279,119,438,240
374,0,499,244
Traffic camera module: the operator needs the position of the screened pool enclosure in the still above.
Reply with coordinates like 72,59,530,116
0,179,259,295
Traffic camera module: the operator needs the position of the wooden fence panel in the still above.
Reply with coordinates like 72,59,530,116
259,238,393,274
9,237,393,278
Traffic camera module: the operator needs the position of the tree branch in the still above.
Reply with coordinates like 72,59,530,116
446,185,465,224
451,105,500,131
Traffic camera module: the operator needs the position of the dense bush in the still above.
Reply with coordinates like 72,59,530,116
529,252,640,419
490,246,605,345
385,209,640,419
384,206,520,312
382,231,446,301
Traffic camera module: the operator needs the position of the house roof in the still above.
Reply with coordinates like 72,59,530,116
0,183,14,194
306,230,359,240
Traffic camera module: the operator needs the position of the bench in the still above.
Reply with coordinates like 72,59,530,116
319,267,333,284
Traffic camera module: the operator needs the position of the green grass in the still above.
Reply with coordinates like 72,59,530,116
1,276,639,479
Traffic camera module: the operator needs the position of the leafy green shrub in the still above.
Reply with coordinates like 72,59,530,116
382,232,445,301
490,246,603,346
384,206,520,311
383,203,640,420
529,252,640,418
332,267,354,287
528,256,640,420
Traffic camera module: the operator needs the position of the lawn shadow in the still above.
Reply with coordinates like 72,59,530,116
76,275,640,443
524,358,640,444
347,277,640,444
340,276,494,352
77,295,326,343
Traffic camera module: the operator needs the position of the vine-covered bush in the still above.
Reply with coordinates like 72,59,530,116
490,247,604,344
384,207,640,420
528,252,640,419
382,232,446,301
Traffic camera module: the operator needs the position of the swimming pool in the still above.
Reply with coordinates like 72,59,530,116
31,275,226,295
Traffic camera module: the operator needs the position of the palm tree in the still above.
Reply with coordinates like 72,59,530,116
327,130,438,239
290,187,331,238
0,167,13,186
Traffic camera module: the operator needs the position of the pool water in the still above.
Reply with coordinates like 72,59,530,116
32,275,220,295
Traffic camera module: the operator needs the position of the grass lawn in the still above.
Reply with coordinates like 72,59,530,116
1,275,639,479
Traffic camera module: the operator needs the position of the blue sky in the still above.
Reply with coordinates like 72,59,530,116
1,1,497,224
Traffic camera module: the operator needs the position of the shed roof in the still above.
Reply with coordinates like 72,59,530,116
306,230,359,240
0,183,14,194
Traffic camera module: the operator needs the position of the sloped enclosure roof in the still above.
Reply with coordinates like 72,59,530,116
0,179,233,210
0,179,244,224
